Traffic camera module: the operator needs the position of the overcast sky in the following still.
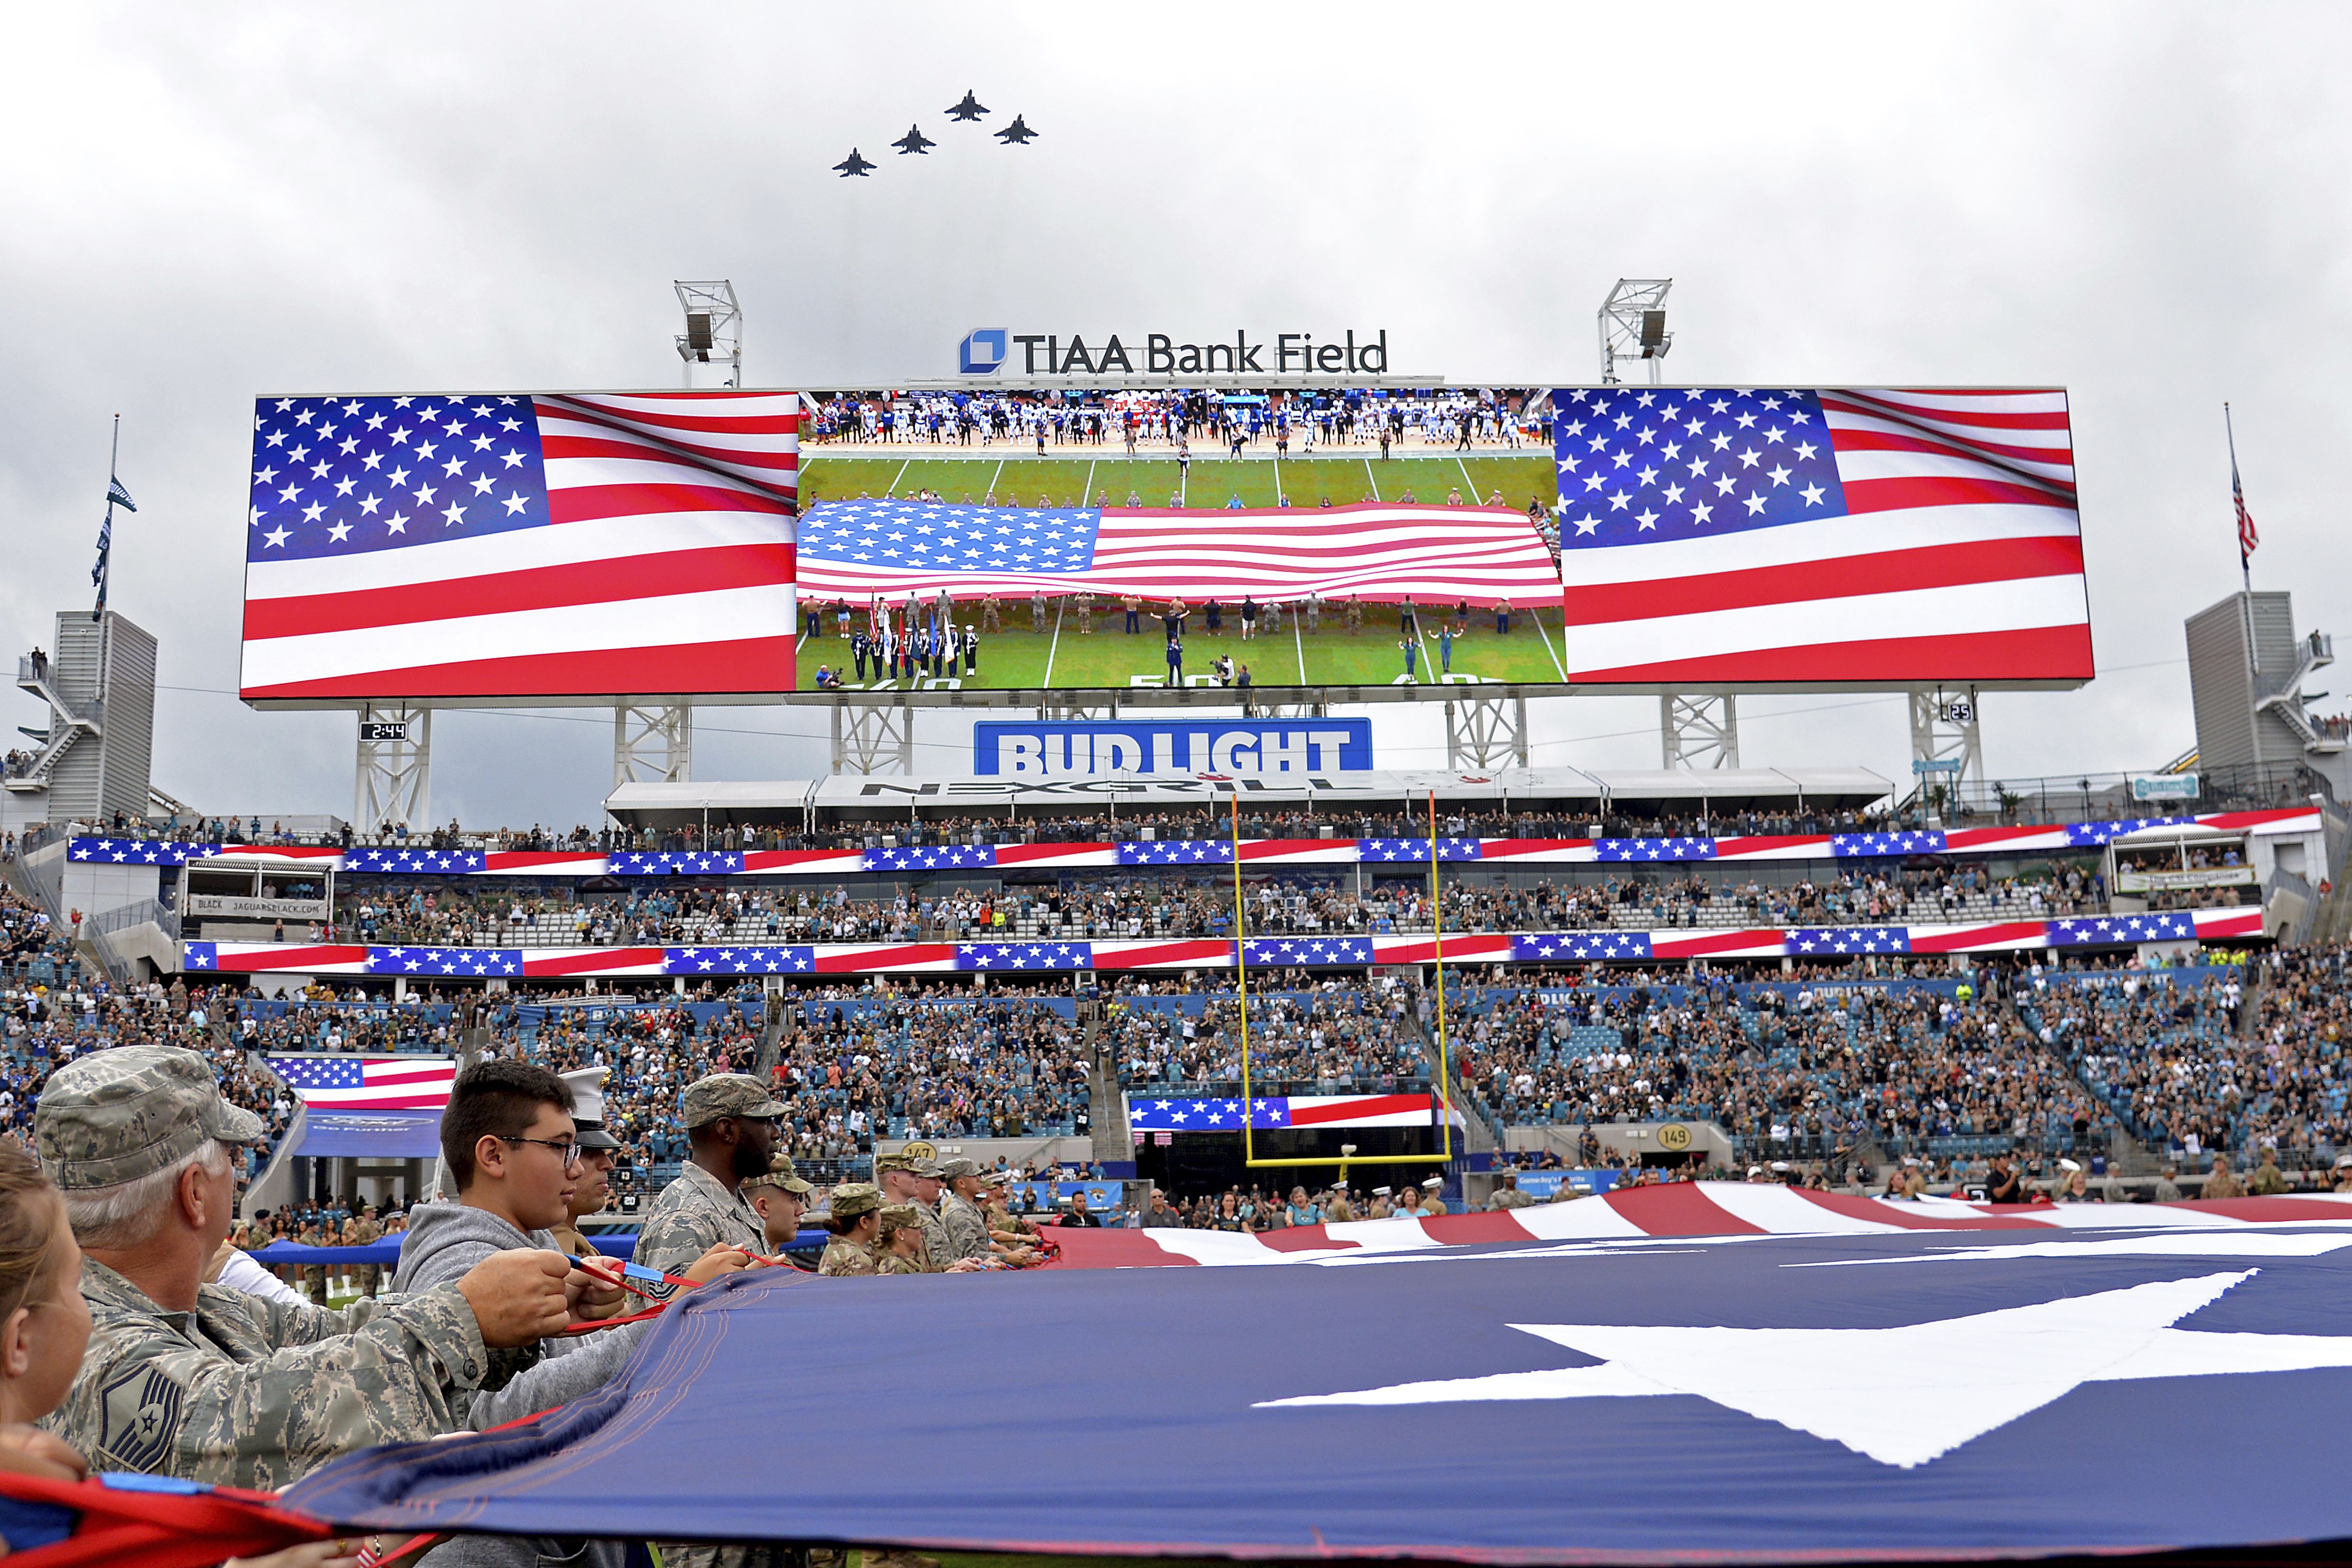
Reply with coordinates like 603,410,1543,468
3,3,2347,830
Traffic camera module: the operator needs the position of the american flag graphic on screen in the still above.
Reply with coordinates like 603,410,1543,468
794,501,1563,604
1552,388,2090,683
240,392,799,700
267,1055,458,1110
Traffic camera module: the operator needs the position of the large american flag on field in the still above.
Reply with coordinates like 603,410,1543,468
239,392,799,701
266,1054,458,1110
794,500,1563,603
1552,387,2090,683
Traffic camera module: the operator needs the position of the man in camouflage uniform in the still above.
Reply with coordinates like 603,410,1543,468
817,1184,881,1276
296,1215,329,1305
1488,1170,1535,1210
741,1153,816,1260
636,1073,790,1568
635,1073,778,1295
874,1151,945,1272
349,1202,384,1298
35,1045,573,1490
934,1156,993,1265
876,1204,927,1274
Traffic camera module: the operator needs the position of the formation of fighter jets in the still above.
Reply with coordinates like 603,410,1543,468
834,90,1034,175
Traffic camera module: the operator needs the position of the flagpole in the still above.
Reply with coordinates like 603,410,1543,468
2225,402,2250,595
93,413,121,623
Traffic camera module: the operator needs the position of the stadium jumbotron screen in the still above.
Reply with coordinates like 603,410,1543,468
236,384,2089,708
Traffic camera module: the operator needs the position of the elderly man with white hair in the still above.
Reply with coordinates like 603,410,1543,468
36,1044,580,1489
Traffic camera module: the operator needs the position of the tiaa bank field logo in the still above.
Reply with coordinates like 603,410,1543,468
959,328,1008,375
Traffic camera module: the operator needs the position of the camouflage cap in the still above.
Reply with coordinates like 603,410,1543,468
36,1044,266,1191
679,1072,787,1128
743,1154,815,1195
877,1202,922,1234
874,1150,941,1178
829,1182,881,1219
934,1155,981,1181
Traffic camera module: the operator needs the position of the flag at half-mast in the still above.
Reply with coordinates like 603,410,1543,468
92,474,135,617
2232,443,2258,564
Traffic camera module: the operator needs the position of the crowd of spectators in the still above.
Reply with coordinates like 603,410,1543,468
1447,968,2122,1165
803,387,1543,454
1112,979,1429,1092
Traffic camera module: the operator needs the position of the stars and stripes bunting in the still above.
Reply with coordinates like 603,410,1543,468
183,906,2261,980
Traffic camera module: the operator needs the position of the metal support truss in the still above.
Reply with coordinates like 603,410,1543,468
674,280,743,389
1598,278,1674,385
613,705,693,788
1908,687,1984,825
1660,694,1739,769
354,705,431,834
1445,695,1530,770
831,699,915,774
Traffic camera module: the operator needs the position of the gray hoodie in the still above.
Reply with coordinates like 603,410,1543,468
394,1201,645,1568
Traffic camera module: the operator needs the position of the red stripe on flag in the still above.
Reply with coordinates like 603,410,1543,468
1905,921,2051,954
1828,425,2076,478
1475,838,1595,858
210,945,372,971
1092,940,1238,970
1558,537,2084,628
240,545,795,641
1554,624,2094,684
1604,1183,1765,1237
547,483,793,524
1838,475,2078,514
1820,394,2074,432
239,634,796,701
1286,1094,1436,1127
520,948,669,976
1788,1190,2053,1231
1650,929,1793,956
994,842,1117,864
814,945,957,973
1711,835,1835,857
1238,838,1347,860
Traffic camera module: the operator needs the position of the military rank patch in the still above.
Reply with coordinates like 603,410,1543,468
100,1365,184,1472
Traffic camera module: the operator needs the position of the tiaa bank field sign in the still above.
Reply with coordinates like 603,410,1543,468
974,719,1372,778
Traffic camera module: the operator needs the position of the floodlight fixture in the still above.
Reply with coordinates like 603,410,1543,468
673,280,742,386
1599,278,1674,384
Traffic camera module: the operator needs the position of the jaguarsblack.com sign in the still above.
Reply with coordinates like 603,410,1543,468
959,327,1391,377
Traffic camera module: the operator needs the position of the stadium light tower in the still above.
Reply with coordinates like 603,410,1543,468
1598,279,1673,386
611,280,742,791
675,280,743,389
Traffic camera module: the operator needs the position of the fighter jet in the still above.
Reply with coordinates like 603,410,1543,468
892,124,936,155
833,148,875,177
995,115,1038,145
946,90,988,122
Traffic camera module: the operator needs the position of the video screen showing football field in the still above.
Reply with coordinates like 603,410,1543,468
794,452,1564,692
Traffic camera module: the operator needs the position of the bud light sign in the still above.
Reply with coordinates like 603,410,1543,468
974,719,1373,778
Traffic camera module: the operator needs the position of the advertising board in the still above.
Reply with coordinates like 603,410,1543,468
973,718,1373,777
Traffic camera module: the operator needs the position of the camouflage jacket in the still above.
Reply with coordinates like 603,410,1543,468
913,1197,949,1272
634,1160,766,1300
817,1238,877,1276
939,1191,992,1262
877,1252,924,1276
48,1257,488,1490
